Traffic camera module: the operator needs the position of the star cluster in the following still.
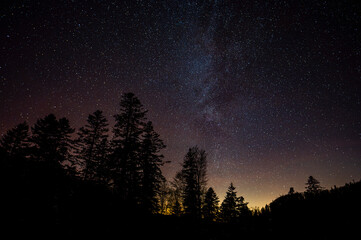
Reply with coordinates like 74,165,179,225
1,0,361,207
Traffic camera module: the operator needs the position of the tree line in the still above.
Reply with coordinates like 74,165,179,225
0,92,253,222
1,93,169,214
1,92,360,238
0,93,249,221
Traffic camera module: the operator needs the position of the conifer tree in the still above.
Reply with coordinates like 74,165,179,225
220,183,239,222
0,122,30,158
111,92,148,203
139,121,166,213
220,183,250,222
305,176,323,194
236,195,251,217
0,122,30,182
181,146,207,219
203,187,219,222
31,114,74,167
75,110,109,181
169,171,185,215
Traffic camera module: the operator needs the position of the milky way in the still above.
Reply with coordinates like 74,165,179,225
1,0,361,207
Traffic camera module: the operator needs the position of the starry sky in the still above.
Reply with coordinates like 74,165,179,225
1,0,361,207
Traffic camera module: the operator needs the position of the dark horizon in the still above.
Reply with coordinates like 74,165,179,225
1,0,361,208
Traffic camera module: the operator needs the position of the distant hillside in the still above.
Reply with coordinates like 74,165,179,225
268,180,361,239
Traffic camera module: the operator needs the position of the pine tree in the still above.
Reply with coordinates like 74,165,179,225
203,187,219,222
169,171,185,215
139,121,166,213
58,117,76,170
220,183,239,222
181,146,207,219
305,176,323,194
236,195,251,218
0,122,30,183
220,183,250,222
75,110,109,181
0,122,30,158
111,92,148,204
31,114,74,167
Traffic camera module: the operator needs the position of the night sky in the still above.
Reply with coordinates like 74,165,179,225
1,0,361,207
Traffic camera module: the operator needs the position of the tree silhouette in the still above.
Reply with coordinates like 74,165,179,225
236,195,251,218
139,121,166,213
1,107,361,238
203,187,219,222
0,122,30,159
220,183,239,222
219,183,249,223
111,92,148,204
0,122,31,206
180,146,207,219
75,110,109,181
305,176,323,194
169,171,185,216
31,114,74,168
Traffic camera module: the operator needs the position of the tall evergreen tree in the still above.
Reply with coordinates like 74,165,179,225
220,183,249,222
203,187,219,222
181,146,207,219
220,183,239,222
236,195,251,218
0,122,30,184
75,110,109,181
169,171,186,215
0,122,30,158
31,114,74,167
139,121,166,213
111,92,148,204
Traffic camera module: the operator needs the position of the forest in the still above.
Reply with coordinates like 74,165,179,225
1,92,360,239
